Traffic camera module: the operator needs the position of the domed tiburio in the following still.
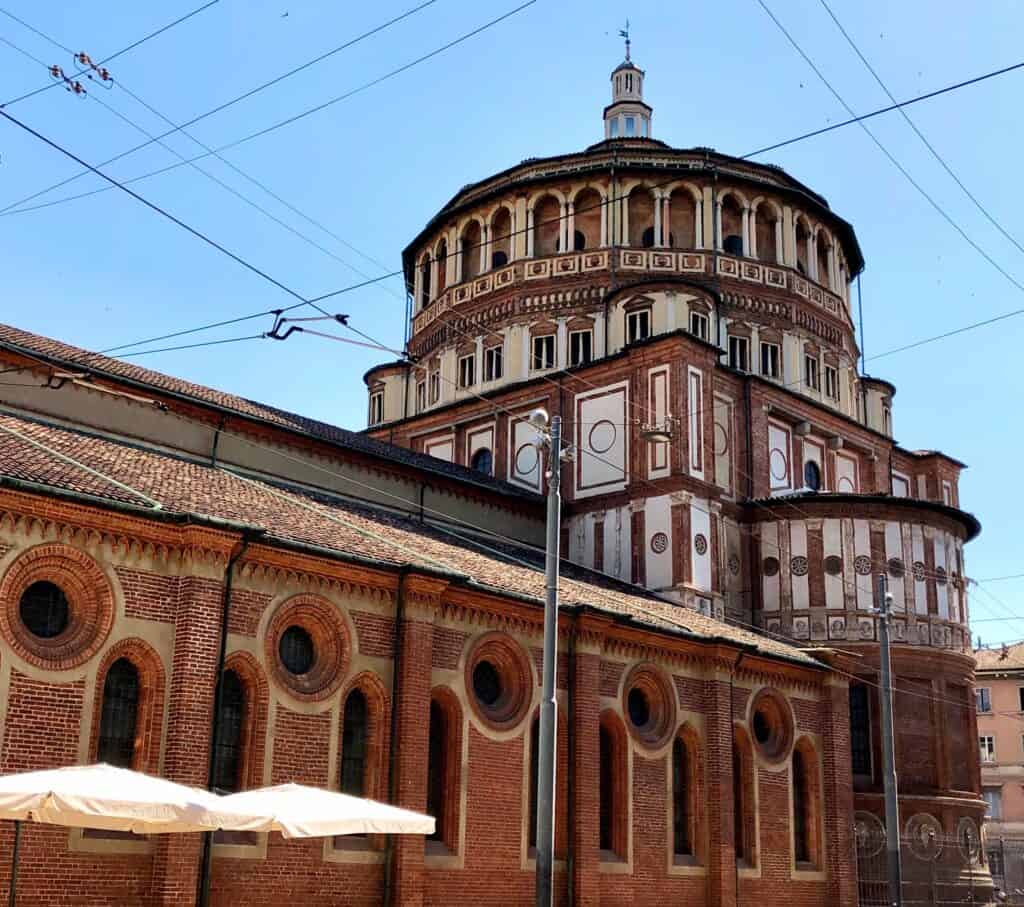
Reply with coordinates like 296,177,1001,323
367,49,991,905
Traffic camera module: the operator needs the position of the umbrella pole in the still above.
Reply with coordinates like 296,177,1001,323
7,820,21,907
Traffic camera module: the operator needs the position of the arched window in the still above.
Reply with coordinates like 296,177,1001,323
599,715,626,858
755,205,780,264
212,669,246,794
491,250,508,269
418,256,431,308
816,232,831,286
471,448,493,476
669,188,697,248
340,688,367,797
795,220,810,275
720,195,744,254
627,187,655,248
436,241,448,294
672,737,691,857
792,740,821,867
97,658,139,768
573,229,586,251
573,188,602,250
427,698,457,849
461,221,482,282
528,714,539,848
490,208,511,269
804,460,821,492
533,196,561,257
733,728,756,866
641,226,655,248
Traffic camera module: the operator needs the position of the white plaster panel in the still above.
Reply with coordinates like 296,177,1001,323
691,499,711,592
604,506,630,581
508,417,542,491
823,518,843,609
911,525,927,615
647,366,671,480
836,452,858,493
576,382,628,499
688,367,704,479
761,523,780,613
790,520,809,610
803,437,826,490
892,472,910,498
917,475,928,499
934,534,948,619
645,495,673,590
884,522,906,613
713,394,733,495
853,520,873,611
424,435,455,463
768,421,792,494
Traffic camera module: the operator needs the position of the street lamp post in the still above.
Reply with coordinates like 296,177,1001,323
533,409,562,907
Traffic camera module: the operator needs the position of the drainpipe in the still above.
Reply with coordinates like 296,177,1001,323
197,527,264,907
565,613,578,907
383,567,410,907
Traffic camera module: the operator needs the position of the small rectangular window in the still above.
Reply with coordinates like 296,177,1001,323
569,329,593,367
760,341,780,379
626,309,651,344
458,354,475,389
625,116,636,136
429,372,440,404
610,118,619,138
805,355,820,391
980,735,996,763
415,380,426,413
728,336,749,372
984,788,1003,818
977,687,992,713
689,311,709,341
532,335,555,371
825,365,839,400
368,390,384,425
484,345,503,382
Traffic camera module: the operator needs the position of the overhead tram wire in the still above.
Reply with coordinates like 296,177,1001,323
0,0,220,108
0,0,537,216
817,0,1024,258
756,0,1024,300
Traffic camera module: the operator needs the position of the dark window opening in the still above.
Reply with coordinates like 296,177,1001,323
723,234,743,256
672,738,692,856
471,448,493,476
804,460,821,492
97,658,140,768
340,689,367,798
753,710,772,746
733,744,750,863
472,660,502,707
573,230,586,251
491,250,508,268
19,580,69,639
641,226,655,248
427,701,448,843
279,625,315,675
627,688,650,729
849,684,872,776
599,725,615,851
793,749,811,863
212,669,245,794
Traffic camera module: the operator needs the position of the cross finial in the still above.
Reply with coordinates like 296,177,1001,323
618,19,631,62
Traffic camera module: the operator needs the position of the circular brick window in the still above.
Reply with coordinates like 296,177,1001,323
265,595,349,702
749,688,793,763
824,555,843,576
622,664,676,750
464,633,532,732
762,557,780,577
0,545,114,670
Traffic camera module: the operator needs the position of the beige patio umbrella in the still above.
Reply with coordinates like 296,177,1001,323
217,783,435,838
0,763,272,906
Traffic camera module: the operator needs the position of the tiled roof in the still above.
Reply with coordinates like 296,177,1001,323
0,409,820,668
975,642,1024,672
0,323,538,502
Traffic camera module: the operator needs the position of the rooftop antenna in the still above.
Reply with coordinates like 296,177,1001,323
619,20,631,62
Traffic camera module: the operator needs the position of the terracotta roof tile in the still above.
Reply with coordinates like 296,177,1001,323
974,642,1024,671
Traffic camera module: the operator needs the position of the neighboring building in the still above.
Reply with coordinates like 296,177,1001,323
976,642,1024,898
366,49,991,902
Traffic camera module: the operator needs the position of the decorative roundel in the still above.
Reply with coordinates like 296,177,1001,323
728,553,741,576
769,448,789,481
622,664,676,750
587,419,617,454
935,566,948,585
0,544,115,670
887,558,906,579
854,812,886,857
464,633,532,732
749,688,794,763
958,817,981,864
649,532,669,555
265,594,350,702
762,557,780,578
905,813,944,861
854,555,872,576
713,423,730,456
514,443,539,476
693,534,708,556
790,556,809,577
912,561,927,582
823,555,843,576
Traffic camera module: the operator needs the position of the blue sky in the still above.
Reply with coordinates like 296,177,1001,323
1,0,1022,640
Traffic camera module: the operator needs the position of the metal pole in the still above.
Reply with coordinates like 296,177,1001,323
877,573,903,907
535,415,562,907
7,820,21,907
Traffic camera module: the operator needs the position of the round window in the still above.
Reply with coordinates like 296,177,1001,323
19,581,70,639
472,660,503,708
471,448,493,476
627,687,651,728
622,664,676,749
464,633,532,731
278,625,315,675
804,460,821,492
748,688,794,762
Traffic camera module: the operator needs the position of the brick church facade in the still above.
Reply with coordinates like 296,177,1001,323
0,51,989,907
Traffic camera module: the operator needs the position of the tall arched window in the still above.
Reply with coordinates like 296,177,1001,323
340,688,368,797
672,737,691,857
212,669,246,794
419,256,431,309
427,699,449,845
599,715,626,858
733,728,756,866
436,241,448,294
599,724,615,851
528,714,539,848
97,658,139,768
792,740,821,867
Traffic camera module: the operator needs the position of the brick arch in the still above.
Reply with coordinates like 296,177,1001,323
599,708,629,859
0,543,115,671
672,721,705,863
223,649,269,791
733,723,757,867
428,685,464,853
792,735,824,868
338,670,390,802
89,637,166,774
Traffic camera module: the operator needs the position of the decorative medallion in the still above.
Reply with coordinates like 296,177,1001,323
792,618,810,639
935,566,948,585
514,443,538,476
728,553,741,576
769,448,789,481
912,561,927,582
650,532,669,555
906,813,944,861
854,555,872,576
958,817,981,864
762,556,780,578
790,556,809,577
714,423,730,457
823,555,843,576
887,558,905,578
693,534,708,556
829,618,846,638
588,419,617,455
855,812,886,857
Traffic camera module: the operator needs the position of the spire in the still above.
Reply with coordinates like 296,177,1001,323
603,28,652,140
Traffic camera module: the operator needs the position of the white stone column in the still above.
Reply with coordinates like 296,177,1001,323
455,237,464,284
621,194,630,247
714,199,722,250
594,312,606,357
560,201,569,254
662,195,672,246
748,208,758,260
479,223,489,275
526,207,535,258
599,192,608,247
741,208,751,257
653,190,663,248
807,233,817,281
431,257,440,299
567,201,576,252
413,263,423,310
556,318,568,368
774,218,784,265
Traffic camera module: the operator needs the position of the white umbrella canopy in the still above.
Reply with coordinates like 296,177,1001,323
0,763,272,834
217,784,435,838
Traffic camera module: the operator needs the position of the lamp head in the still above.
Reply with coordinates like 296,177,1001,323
527,408,550,430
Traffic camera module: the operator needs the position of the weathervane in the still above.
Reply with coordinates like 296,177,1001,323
619,19,631,62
